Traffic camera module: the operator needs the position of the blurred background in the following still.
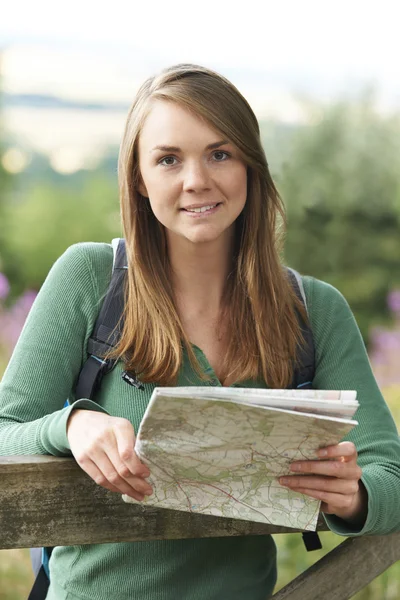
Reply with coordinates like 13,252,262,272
1,0,399,598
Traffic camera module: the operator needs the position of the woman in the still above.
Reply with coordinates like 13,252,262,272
0,64,399,600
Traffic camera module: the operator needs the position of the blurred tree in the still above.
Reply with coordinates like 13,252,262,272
0,57,15,277
280,94,400,342
3,171,120,292
260,120,299,177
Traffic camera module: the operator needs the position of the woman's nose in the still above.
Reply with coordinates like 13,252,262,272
182,161,212,193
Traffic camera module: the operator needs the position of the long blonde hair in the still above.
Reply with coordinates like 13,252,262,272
112,63,306,387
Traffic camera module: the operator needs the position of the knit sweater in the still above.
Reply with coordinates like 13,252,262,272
0,243,399,600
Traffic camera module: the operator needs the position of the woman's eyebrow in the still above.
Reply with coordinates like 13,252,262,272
150,140,229,153
207,140,229,150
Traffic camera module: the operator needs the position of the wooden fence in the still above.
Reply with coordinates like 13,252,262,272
1,456,399,599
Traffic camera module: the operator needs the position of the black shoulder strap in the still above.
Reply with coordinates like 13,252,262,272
286,268,321,552
27,565,50,600
286,267,315,390
74,239,128,400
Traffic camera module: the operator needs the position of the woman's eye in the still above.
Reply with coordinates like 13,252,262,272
212,150,229,162
159,156,177,166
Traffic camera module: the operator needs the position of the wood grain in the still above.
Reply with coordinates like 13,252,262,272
0,456,327,549
272,533,400,600
2,456,399,599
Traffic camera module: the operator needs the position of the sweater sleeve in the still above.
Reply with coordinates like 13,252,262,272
303,276,400,536
0,243,113,456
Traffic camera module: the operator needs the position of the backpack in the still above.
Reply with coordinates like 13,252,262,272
28,238,319,600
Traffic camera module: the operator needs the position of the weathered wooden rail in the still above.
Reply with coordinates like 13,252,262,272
1,456,399,599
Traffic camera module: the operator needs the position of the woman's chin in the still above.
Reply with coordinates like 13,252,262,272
182,228,227,246
165,222,235,249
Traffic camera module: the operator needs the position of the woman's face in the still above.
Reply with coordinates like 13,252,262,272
137,100,247,248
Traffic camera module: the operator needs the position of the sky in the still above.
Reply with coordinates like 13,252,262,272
2,0,399,99
1,0,399,171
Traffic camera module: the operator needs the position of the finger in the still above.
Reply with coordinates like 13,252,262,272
79,456,145,501
113,419,151,478
105,450,153,496
280,475,359,495
290,459,362,480
316,441,357,460
289,487,357,512
92,423,153,495
99,449,153,497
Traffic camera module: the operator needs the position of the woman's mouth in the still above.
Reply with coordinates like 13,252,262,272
181,203,221,215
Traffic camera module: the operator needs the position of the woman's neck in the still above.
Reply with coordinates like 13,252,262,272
168,235,234,314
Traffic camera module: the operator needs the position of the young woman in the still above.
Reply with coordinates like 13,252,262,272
1,64,399,600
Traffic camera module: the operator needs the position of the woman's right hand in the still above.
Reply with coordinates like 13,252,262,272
67,409,152,501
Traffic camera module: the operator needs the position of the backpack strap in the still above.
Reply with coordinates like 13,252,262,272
74,238,128,400
286,267,315,390
27,564,50,600
286,267,321,552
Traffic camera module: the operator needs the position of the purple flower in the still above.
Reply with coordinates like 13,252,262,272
0,290,37,353
12,290,37,313
369,309,400,386
0,273,10,300
387,290,400,315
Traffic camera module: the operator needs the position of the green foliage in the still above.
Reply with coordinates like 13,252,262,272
0,549,33,600
0,75,15,275
279,97,400,341
3,173,120,294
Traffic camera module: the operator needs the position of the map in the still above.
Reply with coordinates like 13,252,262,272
123,390,357,531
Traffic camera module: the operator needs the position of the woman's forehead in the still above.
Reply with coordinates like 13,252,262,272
139,100,224,151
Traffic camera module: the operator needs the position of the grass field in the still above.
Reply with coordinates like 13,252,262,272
1,386,399,599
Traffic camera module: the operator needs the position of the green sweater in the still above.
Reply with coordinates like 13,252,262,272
1,243,399,600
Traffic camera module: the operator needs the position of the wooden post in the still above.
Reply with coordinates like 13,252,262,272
272,533,400,600
0,456,326,549
1,456,399,600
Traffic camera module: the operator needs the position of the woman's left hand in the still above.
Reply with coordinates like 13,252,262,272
279,441,367,524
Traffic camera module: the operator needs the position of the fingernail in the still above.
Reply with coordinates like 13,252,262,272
137,482,152,495
290,463,301,471
318,449,328,457
280,477,289,485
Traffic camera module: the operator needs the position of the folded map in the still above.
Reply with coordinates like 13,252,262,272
123,387,358,531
